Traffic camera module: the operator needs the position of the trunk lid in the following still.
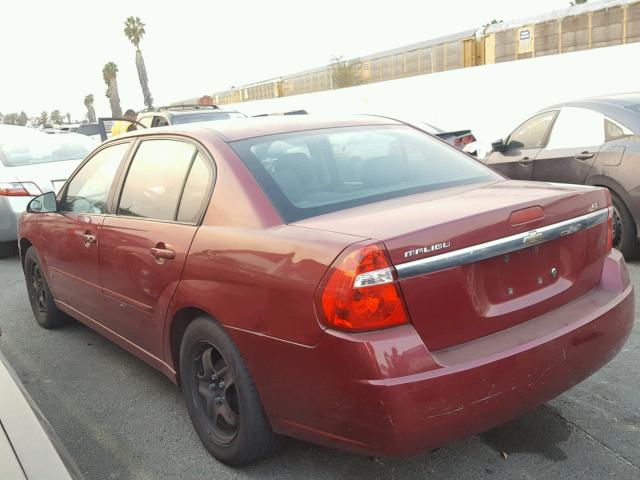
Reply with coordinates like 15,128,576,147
4,159,82,194
295,180,610,350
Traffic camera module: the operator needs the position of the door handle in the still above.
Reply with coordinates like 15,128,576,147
575,151,595,161
150,243,175,263
77,231,96,247
519,156,533,165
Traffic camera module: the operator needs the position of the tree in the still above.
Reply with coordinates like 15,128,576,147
50,109,63,125
17,111,28,126
102,62,122,117
65,113,71,124
38,111,49,127
124,16,153,109
84,94,97,123
3,113,18,125
330,55,361,89
570,0,587,5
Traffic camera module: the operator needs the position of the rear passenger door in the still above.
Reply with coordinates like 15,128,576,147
533,107,604,184
98,138,215,358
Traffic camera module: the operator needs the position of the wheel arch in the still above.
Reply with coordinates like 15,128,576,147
168,306,217,383
19,237,33,271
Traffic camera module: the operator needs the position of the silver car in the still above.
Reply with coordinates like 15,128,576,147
0,344,82,479
0,126,95,257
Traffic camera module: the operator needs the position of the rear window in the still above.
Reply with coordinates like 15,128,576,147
172,112,246,125
0,132,94,167
231,125,499,222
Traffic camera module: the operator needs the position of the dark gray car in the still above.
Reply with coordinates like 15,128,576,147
485,93,640,258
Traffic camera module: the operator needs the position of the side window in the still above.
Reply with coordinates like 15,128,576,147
152,116,169,127
61,142,130,214
546,107,605,149
507,111,558,150
605,118,633,142
177,153,214,223
117,140,196,221
138,116,152,128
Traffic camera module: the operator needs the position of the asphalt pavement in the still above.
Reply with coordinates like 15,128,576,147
0,254,638,480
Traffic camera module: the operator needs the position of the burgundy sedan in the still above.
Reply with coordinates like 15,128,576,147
18,116,634,465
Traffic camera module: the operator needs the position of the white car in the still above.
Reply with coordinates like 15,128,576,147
0,126,95,257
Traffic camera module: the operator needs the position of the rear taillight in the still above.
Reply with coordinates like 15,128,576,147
454,134,476,147
0,182,42,197
317,243,409,332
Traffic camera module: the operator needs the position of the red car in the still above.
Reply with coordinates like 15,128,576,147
18,116,634,466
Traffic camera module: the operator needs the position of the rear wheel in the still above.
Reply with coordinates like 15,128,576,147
610,192,640,259
179,316,279,466
24,247,71,329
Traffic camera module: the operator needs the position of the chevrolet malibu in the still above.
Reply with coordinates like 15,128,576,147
18,116,634,466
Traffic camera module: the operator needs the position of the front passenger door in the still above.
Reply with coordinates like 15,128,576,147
46,141,132,321
98,139,215,358
486,110,558,180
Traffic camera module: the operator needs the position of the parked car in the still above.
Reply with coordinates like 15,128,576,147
18,116,633,466
76,123,102,142
137,104,246,128
0,126,95,257
484,93,640,257
0,333,82,479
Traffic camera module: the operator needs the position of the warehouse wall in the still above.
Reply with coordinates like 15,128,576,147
225,41,640,149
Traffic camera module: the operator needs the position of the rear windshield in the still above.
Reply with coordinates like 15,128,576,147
231,125,499,222
172,112,246,125
0,131,94,167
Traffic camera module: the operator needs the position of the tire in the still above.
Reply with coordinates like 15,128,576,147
610,192,640,260
179,316,279,466
24,247,71,329
0,241,17,259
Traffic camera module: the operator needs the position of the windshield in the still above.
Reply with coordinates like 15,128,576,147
172,112,246,125
231,125,499,222
0,130,94,167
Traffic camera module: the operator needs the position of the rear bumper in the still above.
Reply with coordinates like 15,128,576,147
261,250,634,457
0,197,30,242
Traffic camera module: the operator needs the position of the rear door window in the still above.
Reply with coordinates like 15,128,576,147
546,107,605,149
117,139,199,222
231,125,499,222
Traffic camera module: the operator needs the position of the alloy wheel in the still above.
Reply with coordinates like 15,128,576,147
30,263,47,313
193,342,240,444
612,205,623,250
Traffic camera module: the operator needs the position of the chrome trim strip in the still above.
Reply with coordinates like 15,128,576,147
395,208,609,279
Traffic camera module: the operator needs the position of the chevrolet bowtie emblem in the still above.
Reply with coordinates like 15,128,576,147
523,231,544,245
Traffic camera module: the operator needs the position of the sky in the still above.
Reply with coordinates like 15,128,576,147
1,0,571,121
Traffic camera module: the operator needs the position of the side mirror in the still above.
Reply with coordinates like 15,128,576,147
491,139,507,152
27,191,58,213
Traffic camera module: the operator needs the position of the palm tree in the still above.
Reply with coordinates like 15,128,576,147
102,62,122,117
124,16,153,109
84,94,97,123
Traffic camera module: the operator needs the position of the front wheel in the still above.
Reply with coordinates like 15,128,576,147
179,316,279,466
24,247,71,329
610,192,640,260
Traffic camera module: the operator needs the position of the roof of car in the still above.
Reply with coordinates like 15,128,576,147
123,115,402,142
137,107,239,118
550,92,640,109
